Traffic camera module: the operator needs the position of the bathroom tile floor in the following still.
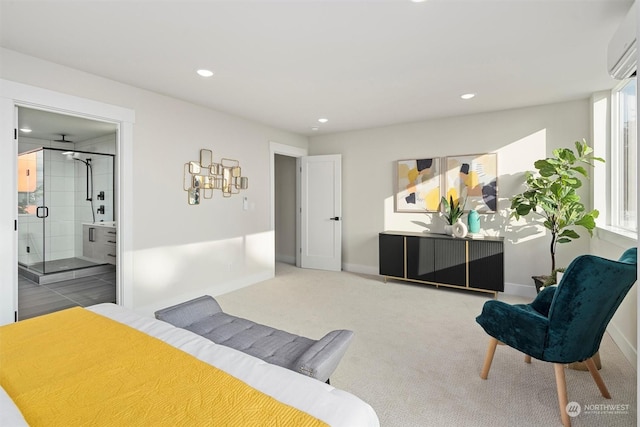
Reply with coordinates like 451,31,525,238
18,271,116,321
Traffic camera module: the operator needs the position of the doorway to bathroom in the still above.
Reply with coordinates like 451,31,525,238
17,107,118,320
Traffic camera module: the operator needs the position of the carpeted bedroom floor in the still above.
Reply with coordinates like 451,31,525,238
216,262,637,427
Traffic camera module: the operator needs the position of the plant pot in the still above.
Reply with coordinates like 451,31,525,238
532,275,550,294
444,224,454,236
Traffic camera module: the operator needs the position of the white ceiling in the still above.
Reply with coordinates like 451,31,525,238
18,107,117,142
0,0,633,137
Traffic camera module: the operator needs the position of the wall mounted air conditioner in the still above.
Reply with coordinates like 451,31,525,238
608,2,637,79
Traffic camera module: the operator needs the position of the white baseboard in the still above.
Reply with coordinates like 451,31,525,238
606,322,637,370
276,254,296,264
504,281,537,298
342,263,379,276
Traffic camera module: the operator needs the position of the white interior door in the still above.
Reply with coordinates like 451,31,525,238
299,154,342,271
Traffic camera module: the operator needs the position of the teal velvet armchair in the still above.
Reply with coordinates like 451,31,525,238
476,248,637,427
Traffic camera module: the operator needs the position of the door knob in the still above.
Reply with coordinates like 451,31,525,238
330,216,340,221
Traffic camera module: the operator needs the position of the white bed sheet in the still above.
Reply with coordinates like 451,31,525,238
3,304,378,427
0,385,28,427
86,303,379,427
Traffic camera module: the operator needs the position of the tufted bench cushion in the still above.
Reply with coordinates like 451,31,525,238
155,295,354,383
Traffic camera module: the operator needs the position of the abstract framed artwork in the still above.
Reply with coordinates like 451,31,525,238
395,158,441,212
444,153,497,213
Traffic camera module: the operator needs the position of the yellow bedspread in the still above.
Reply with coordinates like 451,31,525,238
0,307,327,426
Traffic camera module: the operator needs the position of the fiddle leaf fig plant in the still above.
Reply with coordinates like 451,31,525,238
510,139,604,274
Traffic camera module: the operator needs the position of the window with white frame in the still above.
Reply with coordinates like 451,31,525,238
611,78,637,233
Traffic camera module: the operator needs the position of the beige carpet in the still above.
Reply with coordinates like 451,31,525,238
217,263,637,427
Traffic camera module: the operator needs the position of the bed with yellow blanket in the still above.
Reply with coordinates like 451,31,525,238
0,303,379,427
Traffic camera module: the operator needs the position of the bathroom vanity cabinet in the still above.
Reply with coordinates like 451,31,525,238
379,231,504,297
83,224,117,265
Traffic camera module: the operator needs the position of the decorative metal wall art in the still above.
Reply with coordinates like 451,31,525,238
184,149,249,205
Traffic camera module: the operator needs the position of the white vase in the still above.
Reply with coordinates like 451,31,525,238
444,224,454,236
452,219,468,238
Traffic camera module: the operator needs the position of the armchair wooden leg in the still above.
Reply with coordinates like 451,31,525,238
524,355,532,364
585,357,611,399
554,363,571,427
480,337,499,379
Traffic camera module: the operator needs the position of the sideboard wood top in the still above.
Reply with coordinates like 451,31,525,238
380,230,504,242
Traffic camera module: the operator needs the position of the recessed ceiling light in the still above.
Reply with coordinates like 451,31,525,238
461,93,476,100
19,128,32,133
411,0,427,3
311,126,319,131
197,69,214,77
318,118,328,123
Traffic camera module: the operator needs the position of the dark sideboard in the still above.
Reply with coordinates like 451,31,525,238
379,231,504,297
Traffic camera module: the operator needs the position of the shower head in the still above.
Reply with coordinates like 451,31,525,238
62,151,91,167
54,134,73,143
61,151,80,160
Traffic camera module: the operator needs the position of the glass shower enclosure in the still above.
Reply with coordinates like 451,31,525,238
17,147,115,275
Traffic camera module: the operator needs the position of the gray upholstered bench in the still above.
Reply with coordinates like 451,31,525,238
154,295,354,383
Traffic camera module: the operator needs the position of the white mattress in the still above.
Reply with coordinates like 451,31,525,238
1,303,379,427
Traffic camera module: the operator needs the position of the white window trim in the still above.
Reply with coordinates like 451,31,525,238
593,80,638,245
591,88,638,247
610,78,637,234
595,224,637,248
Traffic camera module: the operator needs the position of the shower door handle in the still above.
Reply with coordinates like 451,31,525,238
36,206,49,218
